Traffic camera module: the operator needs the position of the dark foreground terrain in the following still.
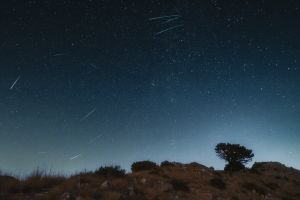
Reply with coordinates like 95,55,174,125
1,161,300,200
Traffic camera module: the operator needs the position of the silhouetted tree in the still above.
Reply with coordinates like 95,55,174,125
215,143,254,171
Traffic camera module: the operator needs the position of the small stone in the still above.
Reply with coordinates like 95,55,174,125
61,192,72,200
128,186,135,196
141,178,147,184
159,182,173,192
101,180,109,188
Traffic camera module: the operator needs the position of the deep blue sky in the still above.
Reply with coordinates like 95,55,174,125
0,0,299,174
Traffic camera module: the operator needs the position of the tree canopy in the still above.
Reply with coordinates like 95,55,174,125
215,143,254,171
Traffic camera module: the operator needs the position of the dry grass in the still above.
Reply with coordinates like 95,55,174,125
209,177,226,190
21,169,65,194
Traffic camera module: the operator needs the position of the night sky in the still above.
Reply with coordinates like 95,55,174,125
1,0,300,174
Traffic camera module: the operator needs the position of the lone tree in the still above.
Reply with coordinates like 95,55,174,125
215,143,254,171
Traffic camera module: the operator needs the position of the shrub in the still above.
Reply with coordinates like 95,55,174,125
131,161,158,172
95,165,126,178
188,162,203,168
209,177,226,190
171,179,190,192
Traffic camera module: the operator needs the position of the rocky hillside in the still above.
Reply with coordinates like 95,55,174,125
1,161,300,200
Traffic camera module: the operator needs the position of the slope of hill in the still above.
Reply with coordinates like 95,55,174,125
1,162,300,200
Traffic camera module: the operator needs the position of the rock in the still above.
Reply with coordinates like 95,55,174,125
141,178,147,184
128,186,135,196
101,180,109,188
158,182,173,192
61,192,73,200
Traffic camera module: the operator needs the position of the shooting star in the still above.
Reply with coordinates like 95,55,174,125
155,24,183,35
149,15,181,21
10,76,21,90
80,108,96,122
162,17,179,24
70,153,82,160
89,134,103,143
52,53,65,57
89,63,98,69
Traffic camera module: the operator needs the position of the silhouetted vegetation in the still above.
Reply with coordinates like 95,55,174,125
215,143,254,171
160,161,180,167
188,162,203,168
131,161,158,172
94,165,126,178
209,177,227,190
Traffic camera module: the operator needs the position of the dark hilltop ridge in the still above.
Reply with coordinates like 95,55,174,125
1,161,300,200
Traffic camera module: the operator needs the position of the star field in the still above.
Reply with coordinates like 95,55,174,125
0,0,299,174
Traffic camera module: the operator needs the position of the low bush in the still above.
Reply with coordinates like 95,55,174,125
160,161,176,167
209,177,226,190
131,161,158,172
95,165,126,178
188,162,203,167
